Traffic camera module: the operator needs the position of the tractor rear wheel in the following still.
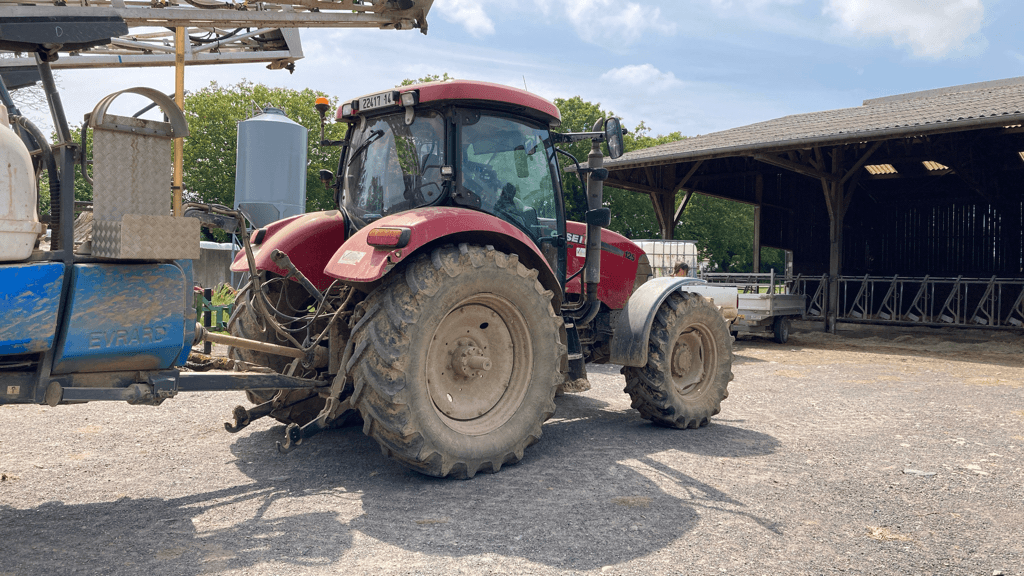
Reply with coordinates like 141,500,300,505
227,275,328,427
623,291,733,429
349,244,565,478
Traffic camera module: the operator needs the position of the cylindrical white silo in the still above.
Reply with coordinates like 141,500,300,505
234,106,308,228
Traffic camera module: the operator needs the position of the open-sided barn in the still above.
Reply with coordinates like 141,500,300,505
603,77,1024,333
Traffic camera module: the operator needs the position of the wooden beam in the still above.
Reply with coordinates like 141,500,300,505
605,177,674,197
644,166,658,190
753,174,763,273
673,189,695,226
839,140,885,186
752,153,838,182
674,160,703,191
604,177,759,206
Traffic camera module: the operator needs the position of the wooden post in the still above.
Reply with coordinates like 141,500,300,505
822,146,845,334
753,174,763,273
648,191,676,240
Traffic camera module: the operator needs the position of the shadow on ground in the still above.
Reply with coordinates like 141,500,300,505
0,392,780,574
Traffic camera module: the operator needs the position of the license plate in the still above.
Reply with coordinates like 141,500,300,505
359,90,396,112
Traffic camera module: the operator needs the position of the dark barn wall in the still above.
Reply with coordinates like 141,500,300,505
841,175,1024,278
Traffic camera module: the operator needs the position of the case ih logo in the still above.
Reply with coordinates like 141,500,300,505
567,233,584,244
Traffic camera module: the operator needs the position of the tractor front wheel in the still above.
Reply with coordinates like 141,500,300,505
623,291,733,429
349,244,565,478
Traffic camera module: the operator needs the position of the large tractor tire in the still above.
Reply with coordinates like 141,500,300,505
623,291,733,429
349,244,565,479
227,276,327,427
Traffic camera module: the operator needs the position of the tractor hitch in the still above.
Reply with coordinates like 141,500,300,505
276,395,353,454
224,400,276,433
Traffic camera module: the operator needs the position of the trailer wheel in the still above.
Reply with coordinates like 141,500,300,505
227,275,329,427
349,244,564,478
623,292,733,429
773,316,791,344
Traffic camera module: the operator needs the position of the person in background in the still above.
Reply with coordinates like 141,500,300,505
673,261,690,277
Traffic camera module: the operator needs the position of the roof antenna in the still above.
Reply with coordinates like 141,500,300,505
523,75,528,91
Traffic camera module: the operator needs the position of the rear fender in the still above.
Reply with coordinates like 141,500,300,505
323,207,562,307
230,210,348,291
609,277,738,367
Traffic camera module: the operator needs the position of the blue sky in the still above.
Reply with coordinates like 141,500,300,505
43,0,1024,138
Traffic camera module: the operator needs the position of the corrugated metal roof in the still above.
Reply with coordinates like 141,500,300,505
606,77,1024,170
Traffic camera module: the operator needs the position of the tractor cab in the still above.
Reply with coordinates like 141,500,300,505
317,80,622,288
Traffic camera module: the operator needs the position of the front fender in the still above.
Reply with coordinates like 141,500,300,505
324,207,560,305
230,210,347,291
609,277,738,367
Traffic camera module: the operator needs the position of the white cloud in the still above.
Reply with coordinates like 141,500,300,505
710,0,803,10
562,0,676,47
823,0,986,59
433,0,496,38
601,64,683,92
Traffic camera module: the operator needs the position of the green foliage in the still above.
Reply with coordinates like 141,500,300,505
399,73,453,86
210,283,237,307
552,97,684,235
182,80,347,214
675,194,754,272
38,126,93,214
673,194,787,273
552,96,605,221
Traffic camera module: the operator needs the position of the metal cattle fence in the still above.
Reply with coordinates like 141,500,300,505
794,275,1024,330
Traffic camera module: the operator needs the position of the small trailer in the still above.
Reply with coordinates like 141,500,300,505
702,271,806,344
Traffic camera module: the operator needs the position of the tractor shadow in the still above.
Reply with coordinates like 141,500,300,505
225,375,779,571
0,483,350,575
0,373,779,575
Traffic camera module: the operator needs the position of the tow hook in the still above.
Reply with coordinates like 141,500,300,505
276,396,353,454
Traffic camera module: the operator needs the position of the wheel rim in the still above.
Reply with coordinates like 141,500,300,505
425,293,532,435
669,322,718,396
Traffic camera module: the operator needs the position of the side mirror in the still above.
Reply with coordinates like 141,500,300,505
604,117,624,159
319,169,335,186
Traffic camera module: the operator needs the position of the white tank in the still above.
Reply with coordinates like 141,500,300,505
0,104,44,262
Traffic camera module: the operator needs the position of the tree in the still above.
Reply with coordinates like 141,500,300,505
552,96,606,222
0,52,51,116
182,80,346,214
399,73,453,86
552,97,683,235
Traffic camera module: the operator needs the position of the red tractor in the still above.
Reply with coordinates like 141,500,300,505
226,80,737,478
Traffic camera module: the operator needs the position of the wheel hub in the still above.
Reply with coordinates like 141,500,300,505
671,330,708,395
450,338,492,378
671,341,692,377
426,301,523,424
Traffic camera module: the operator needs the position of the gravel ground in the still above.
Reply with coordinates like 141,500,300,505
1,325,1022,575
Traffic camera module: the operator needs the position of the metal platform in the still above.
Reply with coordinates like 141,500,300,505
0,0,432,70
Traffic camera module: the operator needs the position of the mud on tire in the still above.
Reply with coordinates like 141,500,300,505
348,244,566,479
622,291,733,429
